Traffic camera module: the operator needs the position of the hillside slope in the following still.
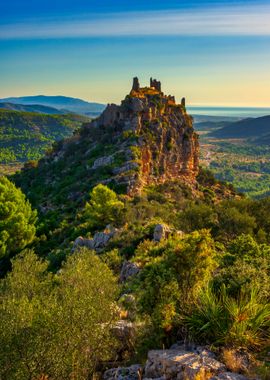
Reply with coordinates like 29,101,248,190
211,115,270,139
13,77,237,257
0,102,64,114
14,77,199,205
0,95,106,115
0,109,89,163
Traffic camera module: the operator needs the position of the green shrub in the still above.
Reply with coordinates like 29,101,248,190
83,184,124,230
185,284,270,350
0,248,119,379
132,230,218,341
0,176,37,259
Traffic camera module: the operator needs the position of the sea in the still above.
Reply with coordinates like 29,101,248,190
187,106,270,119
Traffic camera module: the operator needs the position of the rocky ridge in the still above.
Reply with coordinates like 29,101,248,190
15,77,203,219
87,77,199,195
104,345,249,380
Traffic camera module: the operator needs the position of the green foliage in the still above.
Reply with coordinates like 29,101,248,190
185,285,270,350
132,230,218,338
0,176,37,259
200,134,270,198
83,184,124,229
178,203,217,232
0,248,119,379
216,203,257,240
0,109,89,165
214,234,270,297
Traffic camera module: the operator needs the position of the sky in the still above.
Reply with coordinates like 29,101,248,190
0,0,270,107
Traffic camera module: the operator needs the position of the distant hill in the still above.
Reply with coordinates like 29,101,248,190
0,109,89,164
211,115,270,139
192,114,241,123
194,121,232,131
0,102,64,115
0,95,106,116
252,133,270,145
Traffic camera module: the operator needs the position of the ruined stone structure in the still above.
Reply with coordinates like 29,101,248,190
181,97,186,108
132,77,140,92
150,77,161,92
88,77,199,194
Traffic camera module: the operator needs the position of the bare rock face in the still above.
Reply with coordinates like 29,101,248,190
211,373,248,380
144,349,226,380
104,364,142,380
92,155,114,169
73,225,117,253
103,346,248,380
120,261,140,283
153,224,171,242
86,77,199,195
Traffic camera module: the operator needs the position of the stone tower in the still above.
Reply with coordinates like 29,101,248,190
150,78,161,92
132,77,140,91
181,97,186,108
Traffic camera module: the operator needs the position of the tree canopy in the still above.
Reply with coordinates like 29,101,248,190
0,248,119,379
0,176,37,259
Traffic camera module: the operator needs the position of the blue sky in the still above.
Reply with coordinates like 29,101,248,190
1,0,270,106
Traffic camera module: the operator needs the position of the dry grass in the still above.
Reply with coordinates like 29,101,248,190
222,348,246,373
189,369,213,380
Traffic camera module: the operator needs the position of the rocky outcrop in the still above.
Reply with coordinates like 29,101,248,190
73,225,117,253
120,261,141,283
92,155,114,169
144,349,226,379
87,77,199,195
153,224,172,242
111,320,137,360
104,364,142,380
103,346,248,380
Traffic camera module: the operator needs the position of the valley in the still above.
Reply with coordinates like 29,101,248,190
197,116,270,198
0,109,90,174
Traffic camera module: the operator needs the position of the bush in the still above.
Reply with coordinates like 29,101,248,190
83,184,124,230
178,203,217,232
0,249,119,379
0,176,37,259
185,284,270,350
132,231,218,341
216,203,257,240
214,234,270,297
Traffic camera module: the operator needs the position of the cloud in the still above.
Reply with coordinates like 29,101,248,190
1,3,270,39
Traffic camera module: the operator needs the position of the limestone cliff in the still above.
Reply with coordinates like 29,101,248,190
15,78,200,216
88,77,199,194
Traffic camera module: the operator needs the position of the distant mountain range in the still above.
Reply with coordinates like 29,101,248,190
0,102,65,115
0,95,106,116
210,115,270,143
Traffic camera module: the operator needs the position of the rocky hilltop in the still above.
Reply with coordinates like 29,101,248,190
88,77,199,194
14,78,237,225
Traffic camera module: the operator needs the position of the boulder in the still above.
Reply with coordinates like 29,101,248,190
113,161,139,175
153,224,171,242
73,236,94,250
144,349,226,380
92,155,114,169
112,320,135,341
120,261,140,283
211,373,248,380
111,320,136,359
104,364,142,380
73,225,117,253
